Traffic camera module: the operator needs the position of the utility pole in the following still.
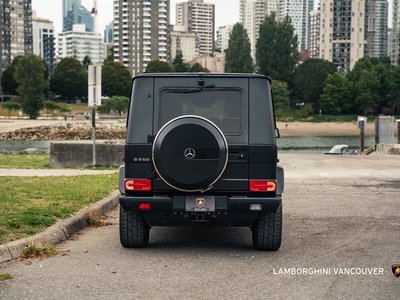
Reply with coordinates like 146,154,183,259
358,116,367,154
88,64,102,166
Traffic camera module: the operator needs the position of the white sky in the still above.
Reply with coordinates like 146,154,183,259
32,0,241,37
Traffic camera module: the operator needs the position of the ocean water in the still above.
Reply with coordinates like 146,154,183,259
0,136,374,154
277,136,375,153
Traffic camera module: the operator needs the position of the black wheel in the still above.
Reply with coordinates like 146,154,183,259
252,205,282,251
153,115,228,192
119,206,149,248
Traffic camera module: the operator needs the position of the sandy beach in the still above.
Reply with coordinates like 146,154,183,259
277,121,374,137
0,119,375,137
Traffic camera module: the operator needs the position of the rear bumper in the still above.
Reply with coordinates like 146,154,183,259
119,194,282,226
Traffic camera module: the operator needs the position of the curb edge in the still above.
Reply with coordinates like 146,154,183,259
0,190,119,264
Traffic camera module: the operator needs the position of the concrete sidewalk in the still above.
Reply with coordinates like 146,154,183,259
0,168,117,177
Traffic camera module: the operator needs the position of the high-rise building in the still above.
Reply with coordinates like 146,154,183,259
367,1,388,59
240,0,277,59
58,24,105,64
63,0,94,32
113,0,170,75
170,25,199,62
278,0,313,51
391,0,400,64
104,21,114,44
0,0,33,74
32,12,55,73
63,0,77,18
176,0,215,55
308,10,320,58
320,0,367,73
216,25,233,52
388,28,393,59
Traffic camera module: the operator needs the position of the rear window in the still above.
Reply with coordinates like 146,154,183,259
159,88,243,135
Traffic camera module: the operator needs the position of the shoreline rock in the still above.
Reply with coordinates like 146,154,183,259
0,122,127,141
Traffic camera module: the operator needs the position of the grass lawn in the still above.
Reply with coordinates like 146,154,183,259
66,103,90,114
0,154,50,169
0,154,118,170
0,103,89,118
0,174,118,244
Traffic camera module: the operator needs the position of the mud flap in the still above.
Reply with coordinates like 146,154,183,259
277,165,284,196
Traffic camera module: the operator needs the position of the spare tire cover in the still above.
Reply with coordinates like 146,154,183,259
153,115,228,192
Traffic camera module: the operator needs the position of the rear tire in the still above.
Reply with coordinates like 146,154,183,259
252,205,282,251
119,206,149,248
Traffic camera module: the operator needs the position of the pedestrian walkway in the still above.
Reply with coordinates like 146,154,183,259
0,168,117,177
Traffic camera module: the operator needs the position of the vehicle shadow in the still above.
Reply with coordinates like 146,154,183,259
146,226,255,251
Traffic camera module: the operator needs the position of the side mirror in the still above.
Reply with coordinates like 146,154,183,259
275,128,280,139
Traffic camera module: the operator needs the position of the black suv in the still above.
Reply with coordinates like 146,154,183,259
118,73,284,250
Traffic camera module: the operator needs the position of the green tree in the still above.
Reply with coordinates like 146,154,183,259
320,73,352,115
189,63,210,73
292,59,337,110
390,65,400,113
82,55,92,70
172,52,190,72
42,100,71,116
0,56,23,94
43,100,60,116
256,14,299,83
271,80,290,110
57,102,72,113
50,58,88,100
225,23,254,73
145,60,174,73
346,57,385,114
373,62,395,111
0,101,20,118
102,61,131,97
14,55,46,119
354,69,380,115
97,96,129,116
347,57,375,83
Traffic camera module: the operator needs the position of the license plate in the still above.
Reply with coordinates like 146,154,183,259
186,196,215,212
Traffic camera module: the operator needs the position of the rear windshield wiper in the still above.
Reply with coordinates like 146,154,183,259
167,85,216,94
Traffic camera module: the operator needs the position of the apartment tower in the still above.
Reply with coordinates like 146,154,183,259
391,0,400,64
216,25,233,53
113,0,170,75
58,24,105,64
278,0,313,51
0,0,33,73
367,0,388,59
320,0,367,73
308,10,320,58
240,0,277,59
176,0,215,55
32,12,55,73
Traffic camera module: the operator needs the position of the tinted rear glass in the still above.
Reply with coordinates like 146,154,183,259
159,89,243,135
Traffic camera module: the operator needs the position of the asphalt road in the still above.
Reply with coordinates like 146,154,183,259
1,154,400,299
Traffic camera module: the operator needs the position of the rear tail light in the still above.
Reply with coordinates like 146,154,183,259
249,180,277,192
124,179,152,191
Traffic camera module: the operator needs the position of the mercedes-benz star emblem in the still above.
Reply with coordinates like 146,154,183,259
184,148,196,159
